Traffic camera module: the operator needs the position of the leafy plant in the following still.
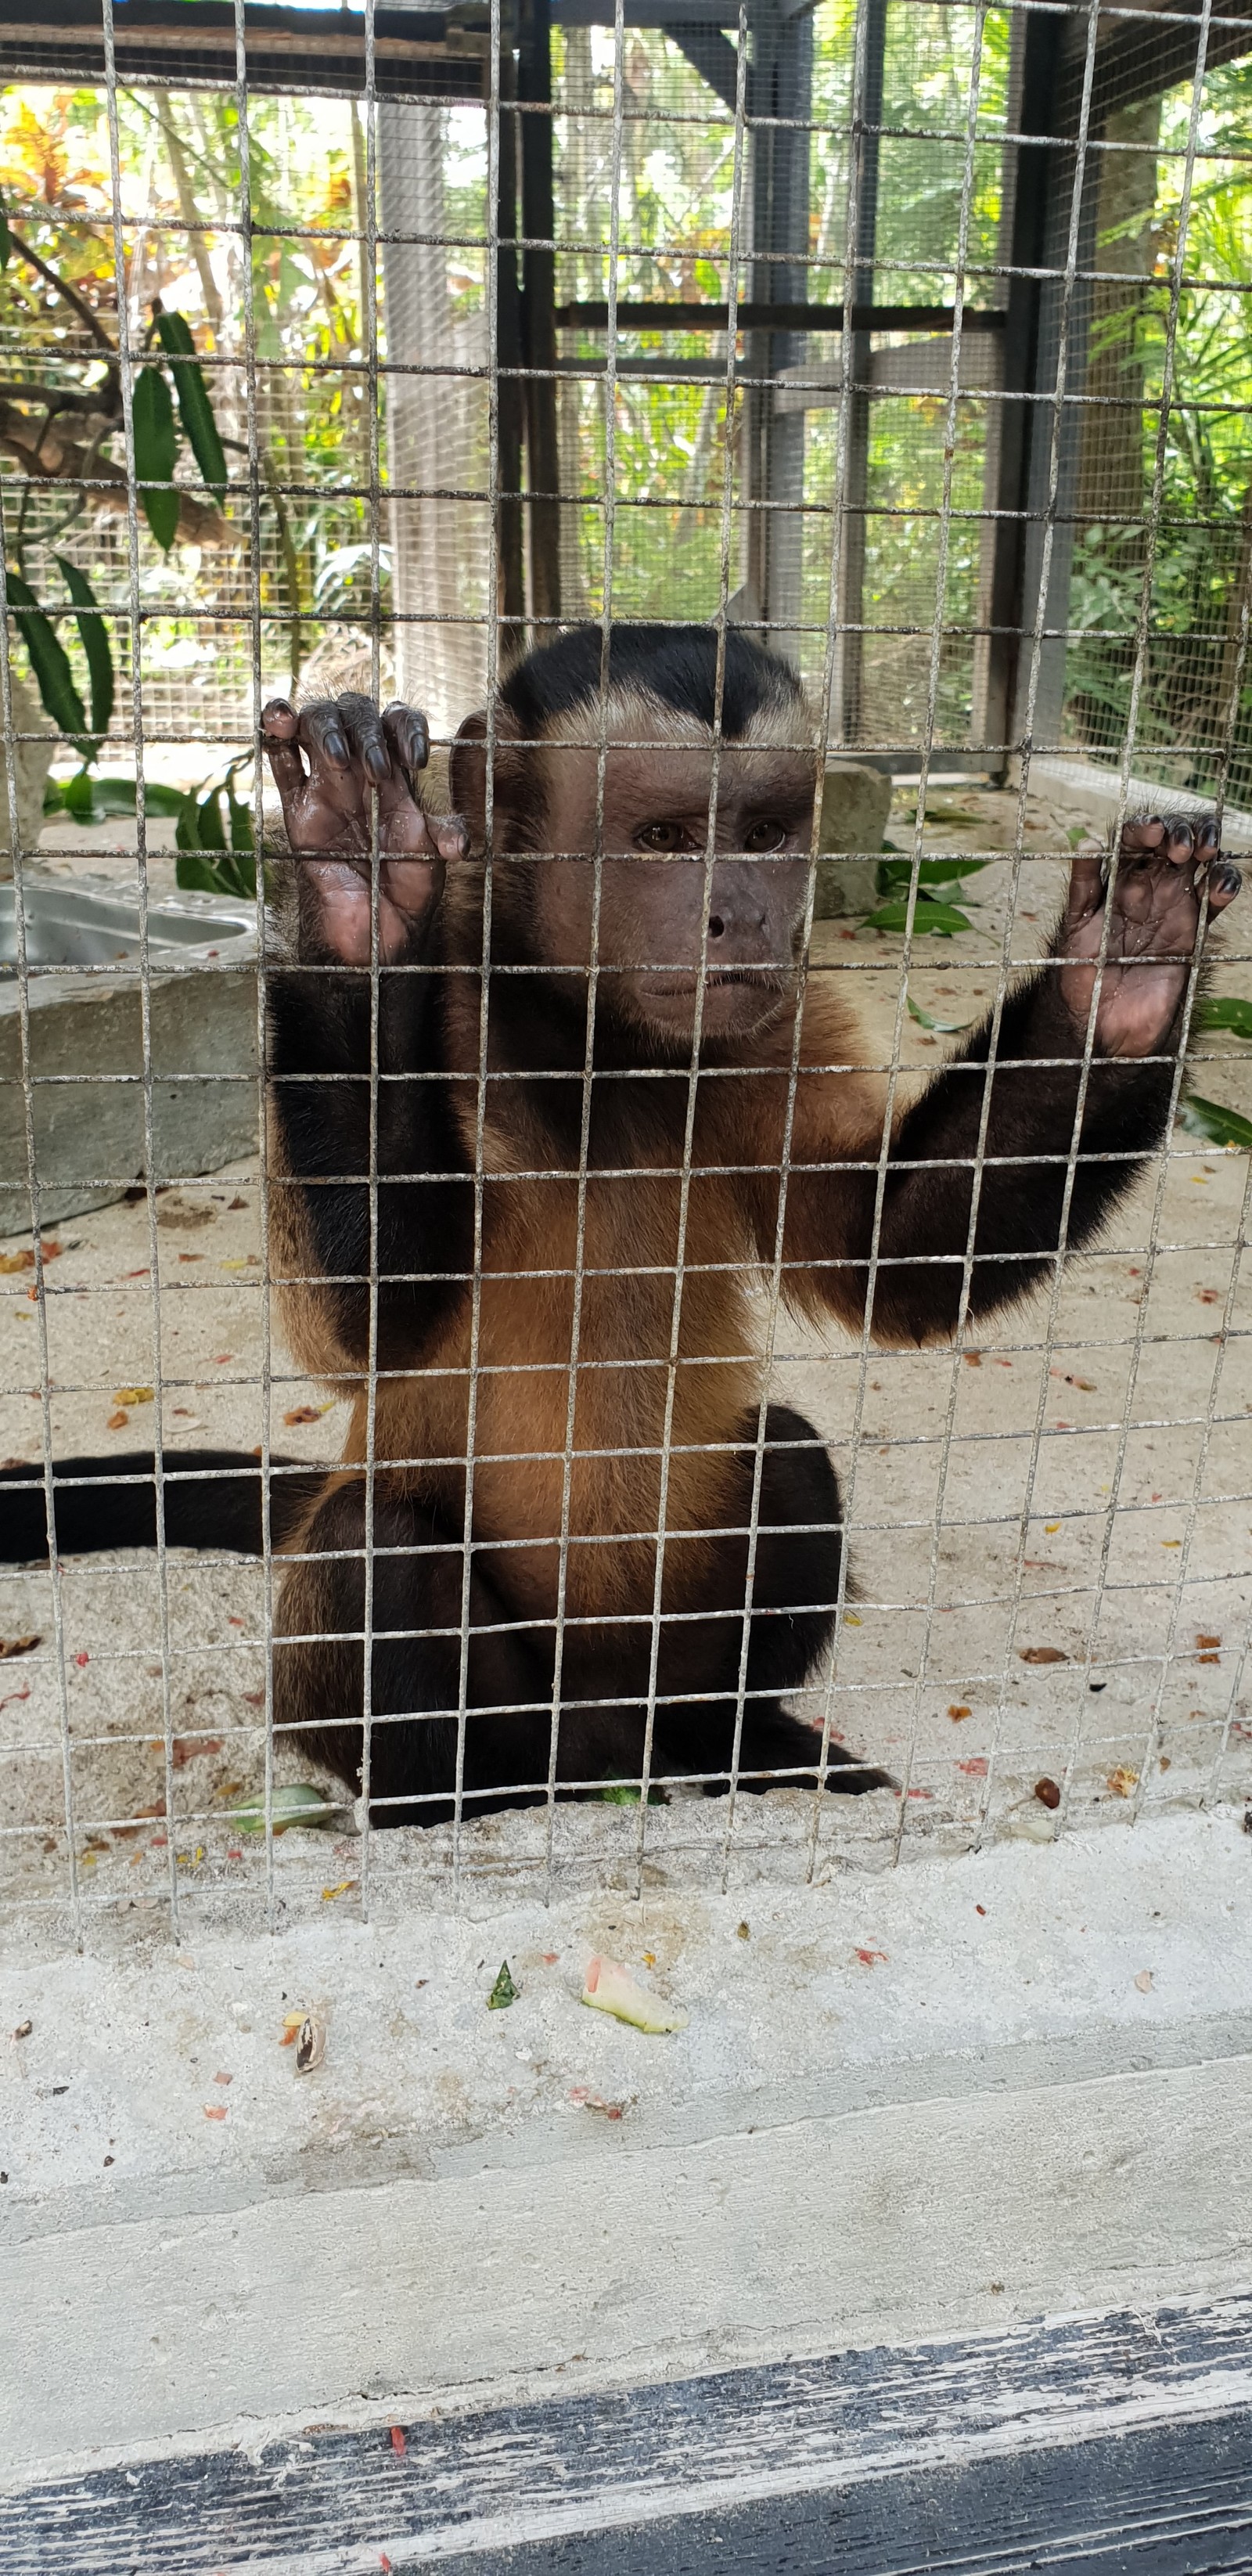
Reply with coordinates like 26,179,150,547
1176,1092,1252,1150
1193,996,1252,1041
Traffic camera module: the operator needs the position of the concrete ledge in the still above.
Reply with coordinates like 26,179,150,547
4,1810,1252,2510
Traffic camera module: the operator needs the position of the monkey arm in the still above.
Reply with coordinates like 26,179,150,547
267,876,473,1367
825,967,1182,1342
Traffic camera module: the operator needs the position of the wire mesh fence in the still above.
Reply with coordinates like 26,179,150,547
0,0,1250,1940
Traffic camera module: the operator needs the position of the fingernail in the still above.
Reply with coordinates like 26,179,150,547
365,744,390,781
325,730,349,765
1215,863,1243,895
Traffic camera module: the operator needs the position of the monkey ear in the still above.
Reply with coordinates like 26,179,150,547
449,704,528,850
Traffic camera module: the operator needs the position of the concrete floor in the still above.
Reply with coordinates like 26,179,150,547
1,776,1249,1937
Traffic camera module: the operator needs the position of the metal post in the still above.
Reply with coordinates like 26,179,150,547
497,38,527,652
743,0,812,661
837,0,886,744
520,0,563,629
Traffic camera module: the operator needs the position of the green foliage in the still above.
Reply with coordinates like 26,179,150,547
906,991,973,1032
863,894,975,935
154,306,228,504
487,1961,519,2009
1176,1092,1252,1150
174,768,257,901
1194,996,1252,1041
5,569,92,758
132,361,179,550
53,555,113,743
45,772,185,823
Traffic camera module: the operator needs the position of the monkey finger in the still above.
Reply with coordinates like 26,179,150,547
382,702,430,782
1205,860,1242,913
431,812,470,863
261,700,308,804
333,691,392,785
1063,846,1106,923
297,700,354,775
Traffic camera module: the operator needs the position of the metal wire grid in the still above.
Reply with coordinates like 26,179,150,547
0,0,1249,1937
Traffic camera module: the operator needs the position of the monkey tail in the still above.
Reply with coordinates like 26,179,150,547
0,1451,326,1562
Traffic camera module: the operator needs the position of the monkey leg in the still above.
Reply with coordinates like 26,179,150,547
275,1480,567,1826
651,1403,890,1795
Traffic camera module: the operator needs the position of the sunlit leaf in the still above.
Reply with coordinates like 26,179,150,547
907,993,974,1033
877,856,989,892
54,556,113,745
5,571,92,758
1194,996,1252,1042
154,308,228,505
132,364,180,551
1177,1092,1252,1151
864,895,974,937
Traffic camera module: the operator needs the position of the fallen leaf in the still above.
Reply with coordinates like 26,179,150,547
1020,1646,1068,1664
0,1635,39,1659
295,2014,326,2073
0,1242,60,1274
948,1702,971,1721
1135,1969,1153,1993
487,1960,519,2009
1106,1766,1139,1798
1034,1777,1061,1810
581,1955,687,2033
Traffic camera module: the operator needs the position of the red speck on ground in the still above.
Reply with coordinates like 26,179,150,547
976,1904,987,1917
957,1758,988,1777
854,1947,887,1967
74,1651,89,1668
389,2426,406,2456
203,2104,227,2121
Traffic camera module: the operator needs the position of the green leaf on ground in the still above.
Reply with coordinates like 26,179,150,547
877,856,989,892
864,895,974,937
487,1960,519,2009
1176,1092,1252,1151
907,993,974,1033
229,1782,344,1834
1194,996,1252,1041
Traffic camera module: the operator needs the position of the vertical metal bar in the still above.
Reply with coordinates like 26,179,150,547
229,0,278,1923
541,0,624,1890
836,0,886,746
0,567,79,1940
633,1,750,1882
497,42,527,649
451,0,505,1897
980,1,1056,771
358,0,383,1914
520,0,562,629
101,0,180,1934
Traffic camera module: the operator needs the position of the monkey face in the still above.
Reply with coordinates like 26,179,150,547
521,734,818,1047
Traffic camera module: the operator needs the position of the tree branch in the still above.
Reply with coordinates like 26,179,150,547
0,404,228,545
7,229,120,364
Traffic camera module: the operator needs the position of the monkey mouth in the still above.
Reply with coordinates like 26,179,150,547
649,967,790,997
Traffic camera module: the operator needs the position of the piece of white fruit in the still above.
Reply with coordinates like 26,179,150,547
581,1954,689,2034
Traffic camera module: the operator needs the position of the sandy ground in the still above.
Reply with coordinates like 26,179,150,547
1,778,1249,1940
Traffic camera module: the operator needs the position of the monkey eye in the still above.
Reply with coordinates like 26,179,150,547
742,818,788,852
635,819,690,853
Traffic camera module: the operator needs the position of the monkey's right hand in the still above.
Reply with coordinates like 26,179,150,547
261,692,469,964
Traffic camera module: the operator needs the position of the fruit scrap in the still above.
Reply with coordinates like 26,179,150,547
581,1955,687,2034
295,2014,326,2073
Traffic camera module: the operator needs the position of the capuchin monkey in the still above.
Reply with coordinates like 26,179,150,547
0,625,1239,1821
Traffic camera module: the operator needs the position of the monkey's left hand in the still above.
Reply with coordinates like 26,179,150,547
1056,815,1241,1057
262,692,469,964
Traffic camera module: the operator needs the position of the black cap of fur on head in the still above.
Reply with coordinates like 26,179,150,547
498,622,804,743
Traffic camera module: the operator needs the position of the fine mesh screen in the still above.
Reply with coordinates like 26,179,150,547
0,0,1249,1940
